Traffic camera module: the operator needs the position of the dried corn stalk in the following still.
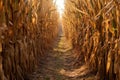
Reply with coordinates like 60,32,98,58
0,0,59,80
63,0,120,80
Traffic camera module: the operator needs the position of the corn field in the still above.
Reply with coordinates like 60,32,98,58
0,0,120,80
0,0,59,80
63,0,120,80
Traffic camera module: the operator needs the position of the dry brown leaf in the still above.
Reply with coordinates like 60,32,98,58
0,42,2,52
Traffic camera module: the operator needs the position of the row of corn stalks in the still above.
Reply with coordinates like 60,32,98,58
63,0,120,80
0,0,59,80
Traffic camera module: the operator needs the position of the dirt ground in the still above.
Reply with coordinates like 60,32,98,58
28,31,95,80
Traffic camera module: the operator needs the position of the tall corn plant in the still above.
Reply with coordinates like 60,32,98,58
0,0,59,80
63,0,120,80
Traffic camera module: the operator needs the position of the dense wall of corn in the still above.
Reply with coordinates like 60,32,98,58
63,0,120,80
0,0,59,80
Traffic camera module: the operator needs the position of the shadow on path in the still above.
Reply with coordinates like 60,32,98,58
28,26,95,80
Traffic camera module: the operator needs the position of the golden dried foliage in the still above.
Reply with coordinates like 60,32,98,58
0,0,59,80
63,0,120,80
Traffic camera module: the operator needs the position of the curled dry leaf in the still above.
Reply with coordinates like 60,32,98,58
0,41,2,52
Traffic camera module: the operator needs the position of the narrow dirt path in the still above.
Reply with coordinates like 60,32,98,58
28,27,95,80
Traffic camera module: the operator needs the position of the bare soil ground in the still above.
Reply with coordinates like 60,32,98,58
28,32,95,80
